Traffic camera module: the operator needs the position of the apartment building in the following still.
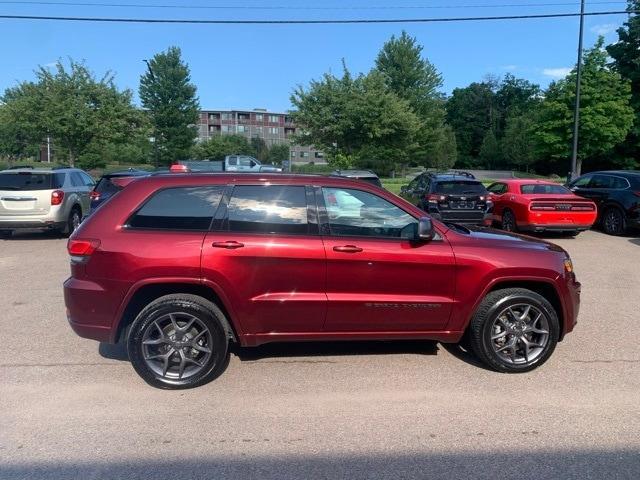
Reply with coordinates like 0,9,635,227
197,108,326,165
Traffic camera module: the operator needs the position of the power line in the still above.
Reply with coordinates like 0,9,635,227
0,1,629,10
0,10,635,24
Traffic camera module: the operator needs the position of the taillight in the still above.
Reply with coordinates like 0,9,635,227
427,194,446,202
89,191,100,201
51,190,64,205
67,239,100,256
170,164,190,173
530,203,555,211
571,204,595,211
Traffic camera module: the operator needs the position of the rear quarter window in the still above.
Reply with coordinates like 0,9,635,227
128,186,224,230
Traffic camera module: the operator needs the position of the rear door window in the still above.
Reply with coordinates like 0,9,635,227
227,185,309,234
0,172,54,190
487,183,507,194
128,186,224,230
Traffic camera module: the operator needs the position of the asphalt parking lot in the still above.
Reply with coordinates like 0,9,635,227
1,229,639,479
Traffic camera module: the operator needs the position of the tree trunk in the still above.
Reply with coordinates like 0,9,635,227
69,149,75,168
576,157,582,177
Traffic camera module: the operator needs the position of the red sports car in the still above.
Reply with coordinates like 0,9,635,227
487,179,597,235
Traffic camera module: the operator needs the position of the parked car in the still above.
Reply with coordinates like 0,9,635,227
0,167,94,237
400,172,492,226
566,170,640,235
330,169,382,187
90,169,152,213
65,173,580,389
172,155,282,173
486,179,597,235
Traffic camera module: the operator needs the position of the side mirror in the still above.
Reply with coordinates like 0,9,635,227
416,217,435,242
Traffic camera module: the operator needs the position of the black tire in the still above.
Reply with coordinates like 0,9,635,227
601,206,626,236
468,288,559,373
501,209,517,232
63,206,82,237
127,294,230,389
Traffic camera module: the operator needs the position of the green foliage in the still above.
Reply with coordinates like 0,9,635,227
251,136,269,162
192,135,255,160
501,114,537,171
291,65,420,176
429,125,457,171
139,46,200,166
607,1,640,163
265,143,290,165
534,37,634,174
1,59,143,167
479,129,500,168
328,152,355,170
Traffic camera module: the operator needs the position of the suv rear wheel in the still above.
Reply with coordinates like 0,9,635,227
127,294,230,389
602,206,626,236
468,288,559,373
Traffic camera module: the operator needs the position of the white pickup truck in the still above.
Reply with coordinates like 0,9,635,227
172,155,282,173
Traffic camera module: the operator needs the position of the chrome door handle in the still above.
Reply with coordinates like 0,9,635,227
333,245,363,253
212,241,245,249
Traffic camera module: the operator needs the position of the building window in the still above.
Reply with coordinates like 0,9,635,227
268,115,279,123
255,114,263,122
291,151,296,157
221,125,235,133
268,127,280,135
314,151,324,158
221,113,233,121
299,151,309,158
237,125,247,133
254,126,263,136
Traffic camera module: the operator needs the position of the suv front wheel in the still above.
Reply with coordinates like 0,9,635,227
468,288,559,373
127,294,230,389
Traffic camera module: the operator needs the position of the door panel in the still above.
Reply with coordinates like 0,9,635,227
323,237,455,332
201,184,326,335
318,186,456,332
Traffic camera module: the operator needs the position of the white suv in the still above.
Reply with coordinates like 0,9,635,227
0,167,94,237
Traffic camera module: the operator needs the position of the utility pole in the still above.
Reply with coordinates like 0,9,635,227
143,59,158,169
570,0,585,181
46,136,51,163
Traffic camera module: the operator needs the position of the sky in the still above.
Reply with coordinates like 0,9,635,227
0,1,632,112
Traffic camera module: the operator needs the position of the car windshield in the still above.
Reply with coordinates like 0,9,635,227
434,181,486,195
520,184,570,195
0,172,55,190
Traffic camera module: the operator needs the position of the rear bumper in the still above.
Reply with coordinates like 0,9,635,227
0,212,65,230
519,223,592,233
64,276,119,343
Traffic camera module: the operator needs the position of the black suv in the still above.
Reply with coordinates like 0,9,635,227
568,170,640,235
400,172,492,226
330,169,382,188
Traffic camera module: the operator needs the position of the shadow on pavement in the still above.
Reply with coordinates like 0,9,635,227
1,229,63,241
233,339,438,362
2,449,638,480
629,237,640,246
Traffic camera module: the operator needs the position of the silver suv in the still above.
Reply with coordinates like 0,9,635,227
0,167,94,237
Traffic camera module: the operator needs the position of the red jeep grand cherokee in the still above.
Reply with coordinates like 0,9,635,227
64,174,580,389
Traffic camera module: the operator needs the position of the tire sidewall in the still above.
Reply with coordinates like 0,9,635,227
603,207,625,236
502,210,516,232
127,298,229,389
479,292,559,373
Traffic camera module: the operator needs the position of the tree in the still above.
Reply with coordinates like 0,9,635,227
1,59,144,168
191,134,255,160
291,66,420,176
266,143,290,166
429,125,457,171
251,136,269,162
139,46,200,166
501,114,537,171
446,82,495,165
374,31,451,167
494,74,541,136
535,37,634,174
607,0,640,167
479,129,500,168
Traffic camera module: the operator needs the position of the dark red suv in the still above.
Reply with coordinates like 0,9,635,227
64,174,581,389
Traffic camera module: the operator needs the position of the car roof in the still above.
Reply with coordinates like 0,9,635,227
431,174,479,181
0,167,75,174
102,169,152,178
586,170,640,177
498,179,563,185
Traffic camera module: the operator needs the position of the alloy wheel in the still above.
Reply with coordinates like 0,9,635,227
70,211,81,233
603,209,623,235
141,312,213,380
502,211,516,232
490,303,550,365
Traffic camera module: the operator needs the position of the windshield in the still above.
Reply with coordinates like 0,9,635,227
434,181,486,195
520,184,570,195
0,172,57,190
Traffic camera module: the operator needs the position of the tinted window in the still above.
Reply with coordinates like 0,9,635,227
129,186,223,230
227,185,308,234
520,184,570,194
487,183,507,194
79,172,95,186
358,177,382,187
70,172,87,187
434,181,486,195
95,177,121,195
322,187,417,239
0,172,55,190
572,175,592,187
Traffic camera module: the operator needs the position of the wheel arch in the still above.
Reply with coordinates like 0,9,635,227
114,281,240,345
